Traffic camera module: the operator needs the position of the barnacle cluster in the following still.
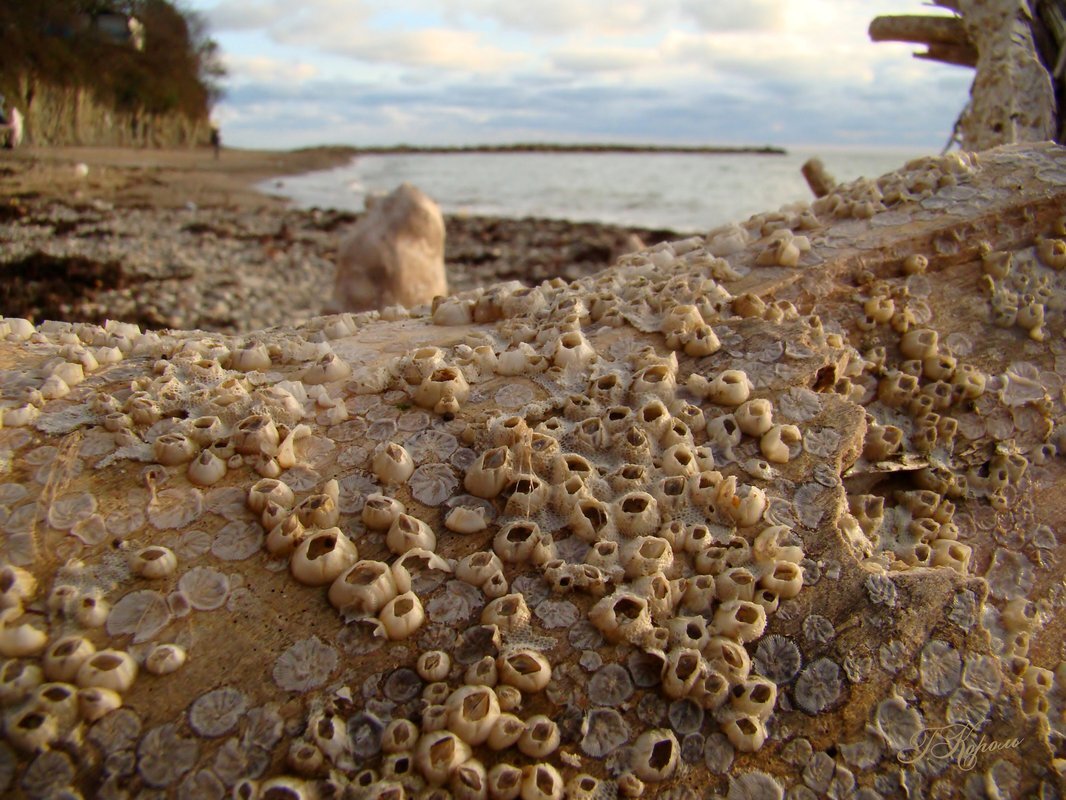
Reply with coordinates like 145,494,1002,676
0,143,1065,797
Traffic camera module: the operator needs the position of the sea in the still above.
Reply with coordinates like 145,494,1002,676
259,146,936,233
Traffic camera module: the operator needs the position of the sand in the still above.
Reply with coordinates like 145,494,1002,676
0,144,357,209
0,145,679,332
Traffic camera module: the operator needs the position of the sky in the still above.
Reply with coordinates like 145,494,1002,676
184,0,974,150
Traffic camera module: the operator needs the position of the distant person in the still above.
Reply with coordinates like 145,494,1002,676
9,107,23,149
210,125,221,160
0,97,23,149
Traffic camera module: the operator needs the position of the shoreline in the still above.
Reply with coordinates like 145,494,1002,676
345,143,787,156
0,145,359,210
0,145,683,333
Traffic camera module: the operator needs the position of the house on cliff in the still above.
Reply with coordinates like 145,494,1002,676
90,11,146,51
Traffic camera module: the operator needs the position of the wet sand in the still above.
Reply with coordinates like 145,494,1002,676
0,145,359,209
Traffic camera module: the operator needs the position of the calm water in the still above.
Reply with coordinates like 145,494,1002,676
261,147,933,233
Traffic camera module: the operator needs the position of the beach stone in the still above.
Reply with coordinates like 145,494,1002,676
332,182,447,312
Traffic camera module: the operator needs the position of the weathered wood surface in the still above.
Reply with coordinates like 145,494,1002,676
871,1,1057,150
868,14,977,66
0,144,1065,798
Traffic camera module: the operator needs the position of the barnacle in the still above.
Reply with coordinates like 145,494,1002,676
794,658,842,715
189,686,248,738
0,141,1063,797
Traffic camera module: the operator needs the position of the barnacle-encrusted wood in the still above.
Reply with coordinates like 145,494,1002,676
1,143,1066,798
870,0,1058,150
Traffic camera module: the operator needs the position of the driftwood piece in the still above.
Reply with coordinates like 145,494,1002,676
915,42,981,68
870,1,1057,150
0,144,1065,797
869,14,974,52
869,13,978,66
800,157,837,198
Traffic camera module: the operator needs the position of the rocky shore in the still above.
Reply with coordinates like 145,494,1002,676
0,147,686,332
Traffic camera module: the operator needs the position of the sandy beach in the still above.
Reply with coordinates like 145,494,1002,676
0,145,680,332
0,145,360,209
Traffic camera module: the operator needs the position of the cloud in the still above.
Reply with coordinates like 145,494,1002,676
212,61,967,151
440,0,659,36
294,28,526,72
550,46,656,73
205,0,370,33
190,0,974,149
224,55,319,84
679,0,786,32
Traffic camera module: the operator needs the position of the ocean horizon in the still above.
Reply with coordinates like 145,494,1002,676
260,144,937,233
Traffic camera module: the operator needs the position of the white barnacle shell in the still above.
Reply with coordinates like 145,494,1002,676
760,424,801,464
152,433,199,466
432,296,475,326
145,643,187,675
291,528,359,586
233,414,280,456
129,546,178,580
630,729,679,782
414,366,471,415
39,374,70,400
497,649,552,693
589,592,652,644
3,405,39,427
0,565,37,610
552,331,597,369
705,223,750,257
1037,236,1066,270
51,360,85,387
42,636,96,683
705,370,753,406
329,559,398,615
302,351,351,384
415,730,471,786
77,686,123,722
444,504,489,534
495,343,536,377
613,492,660,538
445,684,501,745
76,649,138,693
247,478,295,515
228,342,272,372
187,450,227,487
362,493,406,531
276,423,311,470
5,318,36,341
391,547,452,594
464,446,513,499
0,610,48,658
755,232,801,268
386,513,437,555
379,592,425,640
372,442,416,485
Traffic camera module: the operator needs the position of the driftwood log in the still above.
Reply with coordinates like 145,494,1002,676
870,0,1059,149
0,143,1065,798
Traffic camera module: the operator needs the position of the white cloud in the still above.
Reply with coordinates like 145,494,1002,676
297,28,526,72
550,46,657,73
679,0,786,32
224,55,319,84
440,0,658,36
190,0,974,149
205,0,370,32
